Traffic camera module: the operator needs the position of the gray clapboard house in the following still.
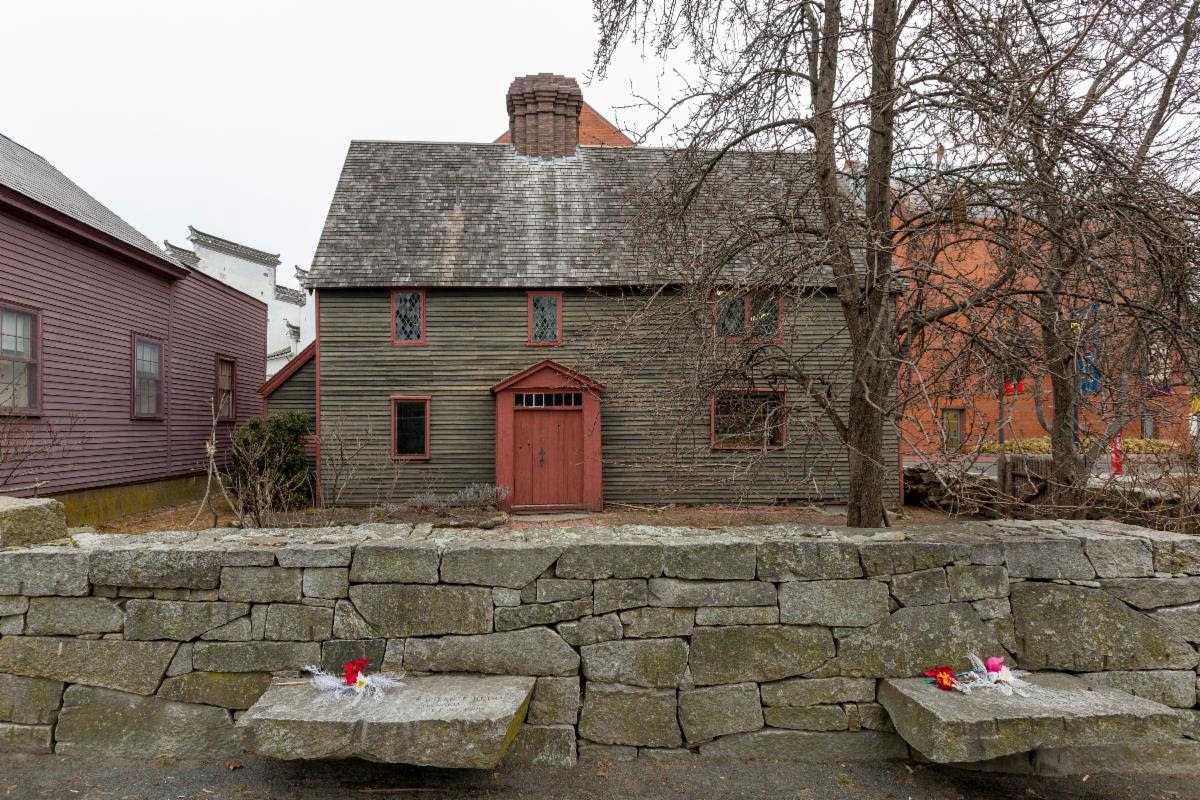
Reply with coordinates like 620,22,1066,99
265,74,897,510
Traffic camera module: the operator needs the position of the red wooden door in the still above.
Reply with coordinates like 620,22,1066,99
512,409,585,508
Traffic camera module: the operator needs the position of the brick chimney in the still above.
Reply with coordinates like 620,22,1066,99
506,74,583,158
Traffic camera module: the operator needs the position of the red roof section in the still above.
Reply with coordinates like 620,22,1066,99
495,102,633,147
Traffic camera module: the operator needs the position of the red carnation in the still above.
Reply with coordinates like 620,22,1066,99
342,658,370,686
923,665,957,691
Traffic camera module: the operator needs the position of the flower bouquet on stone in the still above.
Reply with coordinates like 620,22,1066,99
923,654,1029,696
304,658,405,704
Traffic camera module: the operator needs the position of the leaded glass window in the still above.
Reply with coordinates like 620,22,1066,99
133,337,163,418
394,399,428,457
749,293,780,338
712,392,785,449
393,291,424,342
529,293,561,343
716,294,745,337
0,306,36,411
716,291,781,339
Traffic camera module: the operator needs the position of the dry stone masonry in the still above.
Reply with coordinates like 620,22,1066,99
0,519,1199,773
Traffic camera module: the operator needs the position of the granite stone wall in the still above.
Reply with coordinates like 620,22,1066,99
1,519,1199,771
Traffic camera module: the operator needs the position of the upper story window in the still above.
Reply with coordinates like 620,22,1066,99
132,335,164,419
716,290,782,341
711,390,786,450
392,395,431,460
0,303,39,414
391,289,427,346
216,357,236,421
528,292,563,346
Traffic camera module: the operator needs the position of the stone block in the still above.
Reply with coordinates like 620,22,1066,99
1080,670,1197,708
971,597,1011,620
320,639,387,674
56,685,238,757
0,616,20,635
0,549,89,596
263,604,334,641
764,705,848,731
0,722,52,753
219,567,302,603
495,599,591,632
1011,583,1197,671
1078,535,1154,578
593,579,647,614
1150,602,1200,643
779,580,889,627
699,729,908,761
620,607,694,638
502,724,577,767
1101,577,1200,609
689,625,835,685
192,641,320,672
157,671,272,709
332,599,378,639
1034,739,1200,775
200,616,254,641
23,596,122,635
166,642,192,676
648,578,775,608
558,614,623,647
0,673,63,724
0,497,66,547
847,702,893,732
859,542,969,576
404,627,579,676
89,547,222,589
637,747,697,764
1152,537,1200,575
891,568,951,606
492,587,521,607
832,603,1005,678
678,683,763,744
581,638,688,687
578,741,637,763
760,677,876,707
556,543,663,579
527,676,581,725
0,636,175,695
695,606,779,626
947,565,1008,601
757,540,862,580
0,596,27,616
440,543,562,589
662,538,757,580
535,579,592,602
579,683,680,748
276,543,355,568
124,600,249,641
303,568,349,599
349,541,440,583
349,584,492,637
1004,539,1096,580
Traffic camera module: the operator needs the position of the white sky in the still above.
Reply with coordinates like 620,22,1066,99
1,1,662,287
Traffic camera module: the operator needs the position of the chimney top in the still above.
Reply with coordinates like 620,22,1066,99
506,74,583,158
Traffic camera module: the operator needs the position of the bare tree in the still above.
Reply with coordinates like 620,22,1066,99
317,417,370,508
0,414,84,494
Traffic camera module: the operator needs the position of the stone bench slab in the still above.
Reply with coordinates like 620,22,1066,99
237,674,535,768
879,676,1181,764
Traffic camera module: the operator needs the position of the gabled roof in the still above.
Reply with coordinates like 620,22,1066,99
274,284,306,306
307,143,822,289
0,132,180,269
188,226,281,267
495,102,633,147
491,359,605,394
163,240,201,268
261,341,315,396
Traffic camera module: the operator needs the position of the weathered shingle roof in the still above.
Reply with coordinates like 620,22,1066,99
188,226,281,267
307,142,824,289
274,284,306,306
163,240,201,268
0,132,172,263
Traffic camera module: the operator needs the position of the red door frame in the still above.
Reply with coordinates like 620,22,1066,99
492,359,604,512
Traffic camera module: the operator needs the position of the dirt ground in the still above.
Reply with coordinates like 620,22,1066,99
94,500,954,535
1,752,1195,800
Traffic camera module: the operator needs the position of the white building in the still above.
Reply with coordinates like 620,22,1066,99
164,227,313,376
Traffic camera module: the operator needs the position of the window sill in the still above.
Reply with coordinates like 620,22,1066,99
710,444,787,452
390,339,429,348
391,454,431,462
0,408,42,418
526,340,563,347
131,415,166,422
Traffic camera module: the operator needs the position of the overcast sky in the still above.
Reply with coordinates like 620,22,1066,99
2,1,661,287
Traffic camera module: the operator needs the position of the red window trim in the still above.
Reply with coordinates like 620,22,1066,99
390,394,431,461
709,388,789,451
390,288,428,347
215,354,237,423
712,290,784,345
526,291,564,347
0,299,42,417
130,332,165,421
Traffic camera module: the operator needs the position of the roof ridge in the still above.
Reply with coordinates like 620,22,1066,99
187,225,281,267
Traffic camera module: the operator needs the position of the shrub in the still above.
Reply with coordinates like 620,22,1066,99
226,412,314,522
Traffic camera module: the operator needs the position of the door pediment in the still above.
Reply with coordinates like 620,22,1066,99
491,359,605,394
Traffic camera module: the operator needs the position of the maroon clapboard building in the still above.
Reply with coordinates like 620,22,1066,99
0,132,265,516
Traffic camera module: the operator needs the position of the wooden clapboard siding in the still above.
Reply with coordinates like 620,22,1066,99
266,358,316,414
317,288,899,506
0,204,265,496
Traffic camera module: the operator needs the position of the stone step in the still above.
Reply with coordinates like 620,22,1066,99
237,674,536,767
879,676,1181,764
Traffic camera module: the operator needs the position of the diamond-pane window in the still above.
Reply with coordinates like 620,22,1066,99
393,291,424,343
716,291,781,340
716,295,745,337
529,293,562,344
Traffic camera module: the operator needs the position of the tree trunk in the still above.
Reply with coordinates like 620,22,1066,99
1047,368,1086,514
845,381,888,527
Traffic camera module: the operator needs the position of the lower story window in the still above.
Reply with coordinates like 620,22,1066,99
711,391,786,450
216,357,236,421
942,408,965,450
0,304,38,412
392,395,430,459
132,335,163,419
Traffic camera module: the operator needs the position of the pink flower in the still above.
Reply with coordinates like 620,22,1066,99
985,656,1005,673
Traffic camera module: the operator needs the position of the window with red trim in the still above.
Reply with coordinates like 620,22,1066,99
392,396,430,459
0,303,39,414
391,289,427,345
715,290,782,340
711,391,786,450
216,357,236,421
132,335,164,419
527,292,563,345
